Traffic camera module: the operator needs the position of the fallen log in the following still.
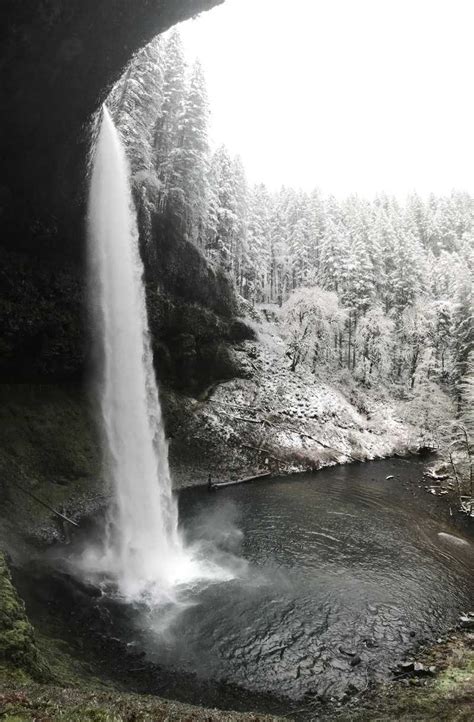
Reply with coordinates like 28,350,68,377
213,472,272,489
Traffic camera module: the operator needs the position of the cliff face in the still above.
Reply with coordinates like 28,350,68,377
0,0,256,390
0,215,253,390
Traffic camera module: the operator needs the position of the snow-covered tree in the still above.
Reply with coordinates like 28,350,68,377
108,35,165,175
354,307,394,383
283,286,346,372
153,30,187,214
173,60,210,243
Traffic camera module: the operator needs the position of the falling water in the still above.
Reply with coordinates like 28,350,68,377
86,106,207,600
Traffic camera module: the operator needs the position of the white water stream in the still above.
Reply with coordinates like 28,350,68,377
85,107,226,600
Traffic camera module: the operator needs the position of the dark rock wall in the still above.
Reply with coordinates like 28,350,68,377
0,246,85,382
144,217,254,393
0,0,223,257
0,0,255,394
0,213,255,391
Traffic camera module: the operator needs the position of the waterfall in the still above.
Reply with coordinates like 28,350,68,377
86,106,198,601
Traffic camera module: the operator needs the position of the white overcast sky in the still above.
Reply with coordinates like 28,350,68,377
178,0,474,197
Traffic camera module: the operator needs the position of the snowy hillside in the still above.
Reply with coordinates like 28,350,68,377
167,306,424,487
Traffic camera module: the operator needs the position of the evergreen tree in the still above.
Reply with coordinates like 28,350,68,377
108,35,165,175
247,184,272,301
452,279,474,406
174,60,210,244
153,30,187,215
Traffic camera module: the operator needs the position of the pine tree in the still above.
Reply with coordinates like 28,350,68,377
306,189,325,275
247,184,272,302
319,218,347,294
108,35,165,175
231,155,250,295
173,59,211,244
208,146,249,282
153,30,187,215
452,279,474,407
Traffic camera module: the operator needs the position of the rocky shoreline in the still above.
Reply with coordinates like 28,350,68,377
330,626,474,721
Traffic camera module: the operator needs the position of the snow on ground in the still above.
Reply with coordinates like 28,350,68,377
168,307,421,488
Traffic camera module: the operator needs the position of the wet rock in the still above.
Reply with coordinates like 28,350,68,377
92,604,113,631
418,445,436,457
363,638,378,648
413,662,436,677
347,682,360,696
397,661,414,673
338,646,356,656
459,614,474,629
424,472,449,481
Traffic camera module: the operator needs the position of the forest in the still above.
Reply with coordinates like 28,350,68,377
109,29,473,492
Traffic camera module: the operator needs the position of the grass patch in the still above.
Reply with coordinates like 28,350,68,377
338,631,474,721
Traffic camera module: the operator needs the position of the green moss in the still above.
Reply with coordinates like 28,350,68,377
436,661,474,694
0,384,101,542
341,631,474,721
0,663,32,686
0,553,49,683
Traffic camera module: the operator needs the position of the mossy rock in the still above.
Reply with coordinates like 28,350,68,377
0,552,50,682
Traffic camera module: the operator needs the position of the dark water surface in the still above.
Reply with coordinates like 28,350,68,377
137,457,472,704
